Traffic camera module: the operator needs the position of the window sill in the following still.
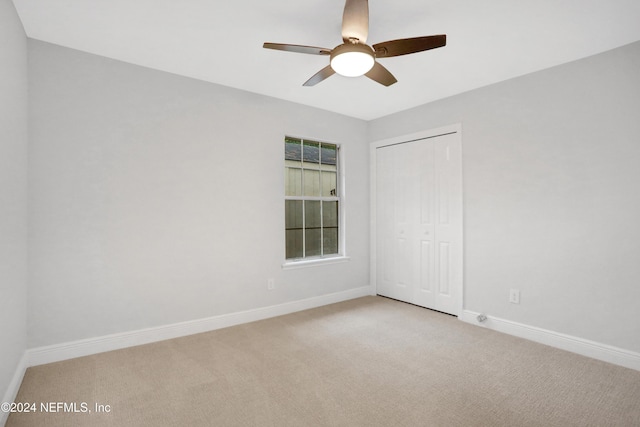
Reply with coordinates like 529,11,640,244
282,256,351,270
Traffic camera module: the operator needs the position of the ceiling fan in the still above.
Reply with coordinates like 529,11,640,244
263,0,446,87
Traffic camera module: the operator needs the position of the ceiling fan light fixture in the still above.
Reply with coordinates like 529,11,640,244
330,43,374,77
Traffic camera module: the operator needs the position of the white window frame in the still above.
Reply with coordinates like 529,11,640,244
282,136,349,269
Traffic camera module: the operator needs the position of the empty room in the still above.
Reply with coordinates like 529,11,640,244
2,0,640,425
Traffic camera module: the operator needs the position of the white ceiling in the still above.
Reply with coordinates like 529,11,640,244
12,0,640,120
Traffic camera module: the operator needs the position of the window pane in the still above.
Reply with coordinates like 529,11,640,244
286,230,303,259
305,200,321,228
285,138,302,165
323,228,338,255
285,200,303,229
322,201,338,227
304,200,321,257
303,140,320,166
305,228,322,257
323,201,338,255
321,171,337,197
285,138,303,197
285,200,303,259
320,144,337,166
303,169,321,197
285,167,302,196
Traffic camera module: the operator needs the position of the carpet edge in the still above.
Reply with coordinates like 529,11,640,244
1,352,28,426
460,310,640,371
26,286,373,367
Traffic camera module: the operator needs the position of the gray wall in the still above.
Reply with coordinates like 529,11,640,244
369,41,640,353
11,20,640,370
27,40,370,348
0,0,28,406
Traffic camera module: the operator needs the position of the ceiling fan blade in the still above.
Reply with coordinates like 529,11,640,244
365,62,397,86
263,43,331,56
341,0,369,44
373,35,446,58
303,65,336,86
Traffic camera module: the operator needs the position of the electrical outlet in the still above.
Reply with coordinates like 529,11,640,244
267,278,275,291
509,289,520,304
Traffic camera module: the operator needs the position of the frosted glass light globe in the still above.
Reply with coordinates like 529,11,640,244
330,44,375,77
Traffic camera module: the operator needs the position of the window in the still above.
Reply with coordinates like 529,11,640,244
285,137,340,260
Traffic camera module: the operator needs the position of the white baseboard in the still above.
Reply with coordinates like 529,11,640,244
1,352,28,427
27,286,372,367
460,310,640,371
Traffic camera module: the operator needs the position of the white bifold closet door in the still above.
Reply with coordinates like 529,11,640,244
375,131,462,315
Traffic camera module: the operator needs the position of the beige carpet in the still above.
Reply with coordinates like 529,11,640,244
7,296,640,426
